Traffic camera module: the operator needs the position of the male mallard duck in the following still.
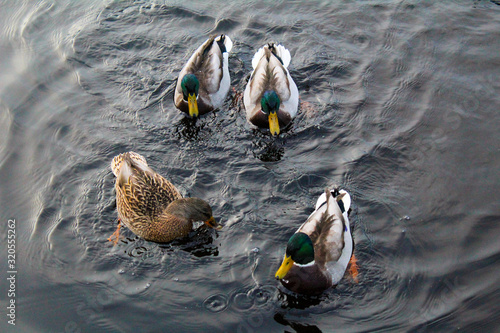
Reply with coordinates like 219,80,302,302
108,152,220,244
244,43,299,135
275,189,357,295
174,34,233,117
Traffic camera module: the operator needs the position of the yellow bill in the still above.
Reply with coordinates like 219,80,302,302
268,111,280,136
204,216,222,230
188,93,199,117
275,255,294,279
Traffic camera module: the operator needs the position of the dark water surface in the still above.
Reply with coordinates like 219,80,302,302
1,0,499,332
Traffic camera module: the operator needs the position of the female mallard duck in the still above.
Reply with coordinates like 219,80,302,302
275,189,357,295
244,43,299,135
174,34,233,117
108,152,220,244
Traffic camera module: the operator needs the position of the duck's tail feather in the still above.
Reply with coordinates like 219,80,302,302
215,34,233,53
251,45,266,70
315,188,351,213
111,151,148,177
338,189,351,213
251,43,291,70
269,43,291,68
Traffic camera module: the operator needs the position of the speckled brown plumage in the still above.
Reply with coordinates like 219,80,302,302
111,152,217,243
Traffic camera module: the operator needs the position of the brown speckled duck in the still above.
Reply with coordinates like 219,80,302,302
108,152,220,244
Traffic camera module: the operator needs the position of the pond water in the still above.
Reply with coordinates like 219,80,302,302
0,0,499,332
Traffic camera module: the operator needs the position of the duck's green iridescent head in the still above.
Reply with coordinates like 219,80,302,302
181,74,200,117
275,232,314,280
261,90,281,135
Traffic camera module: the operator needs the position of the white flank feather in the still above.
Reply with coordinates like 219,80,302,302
216,34,233,53
251,45,266,70
273,44,291,68
209,49,230,108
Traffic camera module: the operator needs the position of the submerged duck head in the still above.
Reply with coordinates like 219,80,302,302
181,74,200,117
275,232,314,280
261,90,281,135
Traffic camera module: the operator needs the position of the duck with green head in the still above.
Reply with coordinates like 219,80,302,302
275,189,357,295
244,43,299,135
108,152,221,244
174,35,233,117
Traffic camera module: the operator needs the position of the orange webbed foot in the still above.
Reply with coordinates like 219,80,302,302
107,219,121,246
348,254,359,283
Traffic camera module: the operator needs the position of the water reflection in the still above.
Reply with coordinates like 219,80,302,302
276,288,324,310
274,312,323,333
3,0,499,331
251,130,286,162
172,114,217,142
127,246,148,258
112,223,219,258
160,225,220,258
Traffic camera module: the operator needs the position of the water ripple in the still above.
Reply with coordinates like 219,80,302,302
1,1,499,332
203,293,229,313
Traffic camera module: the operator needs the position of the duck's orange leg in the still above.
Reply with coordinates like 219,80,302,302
348,254,359,283
107,219,121,245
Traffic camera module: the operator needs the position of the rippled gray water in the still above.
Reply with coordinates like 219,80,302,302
1,0,499,332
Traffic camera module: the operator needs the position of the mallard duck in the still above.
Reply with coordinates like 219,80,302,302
174,34,233,117
244,43,299,135
275,189,357,295
108,152,220,244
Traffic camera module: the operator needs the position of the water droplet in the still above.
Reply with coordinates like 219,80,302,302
203,294,229,313
145,283,151,289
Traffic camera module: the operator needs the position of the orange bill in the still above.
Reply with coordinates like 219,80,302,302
204,216,222,230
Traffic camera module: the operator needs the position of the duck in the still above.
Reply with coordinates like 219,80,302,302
108,152,220,244
275,189,357,295
243,43,299,135
174,34,233,117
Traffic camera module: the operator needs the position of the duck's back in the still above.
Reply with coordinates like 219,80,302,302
113,152,182,219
